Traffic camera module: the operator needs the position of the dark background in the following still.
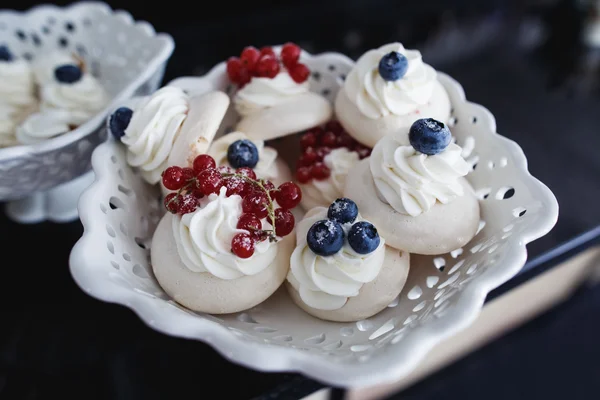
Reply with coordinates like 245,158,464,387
2,0,600,399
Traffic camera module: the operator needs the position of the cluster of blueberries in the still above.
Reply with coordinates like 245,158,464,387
307,198,380,257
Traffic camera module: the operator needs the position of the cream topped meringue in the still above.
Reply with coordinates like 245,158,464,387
121,87,189,185
40,73,108,126
0,58,36,110
207,132,278,181
370,135,471,217
172,187,278,280
344,42,437,119
16,109,73,145
300,148,360,208
234,71,309,116
287,208,386,310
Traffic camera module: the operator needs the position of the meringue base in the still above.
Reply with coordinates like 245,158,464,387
344,160,480,255
151,213,295,314
334,80,451,148
286,246,410,322
236,92,332,141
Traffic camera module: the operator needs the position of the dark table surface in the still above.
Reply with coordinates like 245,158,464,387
2,1,600,399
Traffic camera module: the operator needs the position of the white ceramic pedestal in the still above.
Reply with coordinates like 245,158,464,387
4,171,95,224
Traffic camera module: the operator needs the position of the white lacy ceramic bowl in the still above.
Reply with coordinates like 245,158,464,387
0,2,173,221
69,49,558,388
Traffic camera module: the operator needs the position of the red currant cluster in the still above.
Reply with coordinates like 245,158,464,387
295,121,372,184
226,42,310,87
161,154,302,259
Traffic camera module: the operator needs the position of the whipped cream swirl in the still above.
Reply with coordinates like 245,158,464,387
287,208,386,310
16,109,73,145
344,42,437,119
0,59,36,109
370,135,471,217
300,148,360,208
121,87,189,185
41,74,108,126
234,71,309,116
207,131,278,181
172,187,278,280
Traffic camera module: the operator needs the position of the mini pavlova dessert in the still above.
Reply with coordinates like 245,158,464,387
286,198,410,322
151,153,303,314
206,131,292,187
294,121,371,210
226,43,332,141
344,118,479,255
0,45,37,147
335,43,451,148
17,61,108,144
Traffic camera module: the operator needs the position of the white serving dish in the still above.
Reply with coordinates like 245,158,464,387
69,49,558,388
0,2,174,222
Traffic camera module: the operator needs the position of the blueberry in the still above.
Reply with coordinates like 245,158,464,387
54,64,82,84
307,219,345,257
109,107,133,139
0,45,13,62
378,51,408,82
347,221,380,255
409,118,451,155
227,139,259,169
327,198,358,224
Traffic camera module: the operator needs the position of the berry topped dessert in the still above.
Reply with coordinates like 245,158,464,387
151,153,303,314
335,42,451,148
295,120,371,209
286,197,410,322
344,118,480,255
206,131,292,186
0,45,37,147
226,43,332,141
13,52,109,145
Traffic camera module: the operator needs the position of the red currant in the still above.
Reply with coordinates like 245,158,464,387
242,191,269,218
325,120,344,134
299,147,318,166
198,168,223,195
316,147,331,160
296,167,311,183
259,46,276,58
240,46,260,72
179,194,198,214
164,193,181,214
280,42,301,68
289,63,310,83
261,180,276,198
237,213,262,233
236,167,257,180
274,208,295,236
237,67,252,87
253,230,269,242
182,167,195,182
300,132,317,150
275,182,302,209
224,176,247,197
310,162,331,180
162,166,185,190
256,55,280,78
231,233,255,259
226,57,243,83
193,154,216,173
355,145,371,159
191,188,205,199
337,132,355,148
320,131,337,147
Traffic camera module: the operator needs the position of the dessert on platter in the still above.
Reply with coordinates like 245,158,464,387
294,121,371,210
105,42,479,319
286,198,409,322
0,45,109,147
335,42,451,148
344,118,480,255
226,43,332,140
